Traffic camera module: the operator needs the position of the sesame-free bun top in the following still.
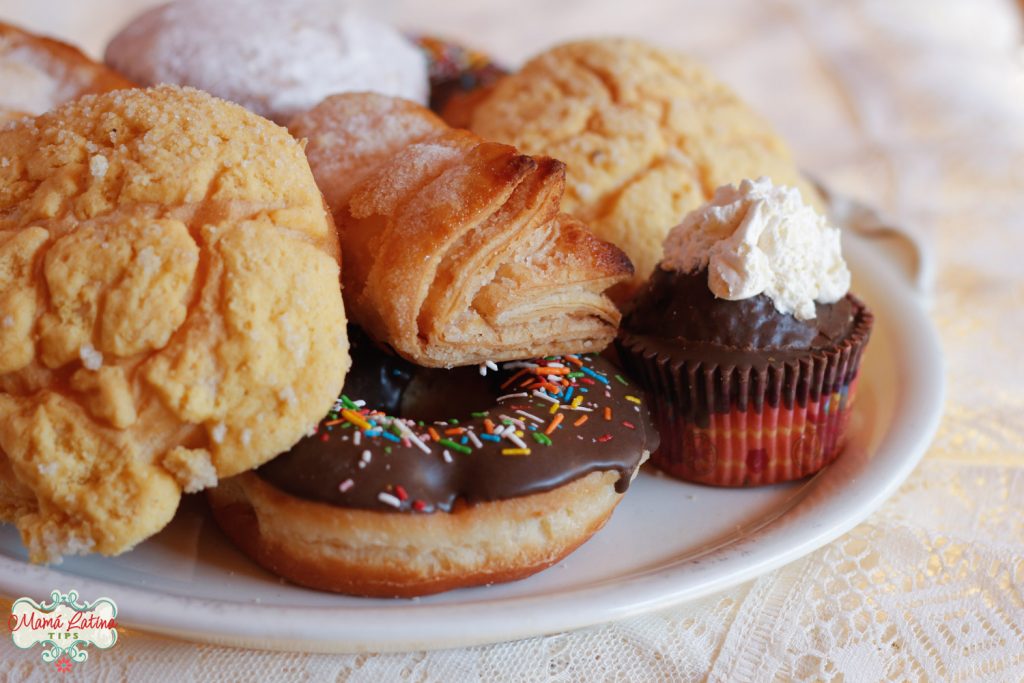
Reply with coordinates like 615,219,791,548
104,0,429,124
0,21,134,120
469,38,823,297
0,85,349,563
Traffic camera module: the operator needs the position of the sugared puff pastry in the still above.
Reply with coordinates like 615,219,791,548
291,92,632,368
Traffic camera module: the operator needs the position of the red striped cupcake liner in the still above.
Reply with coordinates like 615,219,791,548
617,297,873,487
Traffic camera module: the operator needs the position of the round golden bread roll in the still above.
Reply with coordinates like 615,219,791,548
0,85,349,563
469,38,823,295
0,21,134,120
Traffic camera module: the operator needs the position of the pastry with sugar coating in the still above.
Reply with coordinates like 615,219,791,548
105,0,429,123
0,85,350,563
0,21,134,121
469,38,823,297
290,92,632,368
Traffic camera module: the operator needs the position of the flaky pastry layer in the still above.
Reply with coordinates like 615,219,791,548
291,93,632,367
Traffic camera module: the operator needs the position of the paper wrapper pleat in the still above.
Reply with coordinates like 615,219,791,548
617,302,873,486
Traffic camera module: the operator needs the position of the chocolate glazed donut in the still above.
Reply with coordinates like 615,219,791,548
208,327,657,597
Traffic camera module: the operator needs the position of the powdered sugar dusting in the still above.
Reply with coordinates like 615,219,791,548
89,154,109,178
279,385,298,407
105,0,429,123
79,343,103,370
0,43,90,115
292,94,443,209
352,141,464,216
136,245,161,274
211,422,227,444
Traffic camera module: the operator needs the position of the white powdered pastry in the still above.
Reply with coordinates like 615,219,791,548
0,44,87,116
0,59,59,115
661,177,850,320
104,0,429,123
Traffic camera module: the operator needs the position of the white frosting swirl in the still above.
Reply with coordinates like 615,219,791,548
661,177,850,321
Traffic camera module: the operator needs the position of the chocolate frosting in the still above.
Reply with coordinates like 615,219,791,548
617,267,872,425
622,267,858,365
257,328,656,513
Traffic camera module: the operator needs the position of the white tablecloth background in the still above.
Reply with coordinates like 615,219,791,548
1,0,1022,680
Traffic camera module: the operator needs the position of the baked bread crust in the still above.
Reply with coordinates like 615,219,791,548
0,21,134,119
290,92,632,368
208,470,624,597
468,38,823,296
0,86,349,563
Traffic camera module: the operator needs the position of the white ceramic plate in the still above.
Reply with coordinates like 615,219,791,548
0,231,944,653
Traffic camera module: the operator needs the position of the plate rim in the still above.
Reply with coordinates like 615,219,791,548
0,231,945,653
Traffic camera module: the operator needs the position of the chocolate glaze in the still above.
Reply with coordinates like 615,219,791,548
623,267,857,363
415,36,507,116
617,267,872,425
257,328,656,513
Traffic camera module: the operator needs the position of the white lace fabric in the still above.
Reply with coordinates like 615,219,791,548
1,0,1023,680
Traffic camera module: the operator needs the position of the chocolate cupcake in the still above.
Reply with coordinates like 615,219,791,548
617,178,873,486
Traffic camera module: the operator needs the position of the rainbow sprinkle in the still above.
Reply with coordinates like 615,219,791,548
438,438,472,455
319,353,643,513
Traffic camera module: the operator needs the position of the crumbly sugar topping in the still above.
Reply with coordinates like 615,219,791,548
0,85,349,563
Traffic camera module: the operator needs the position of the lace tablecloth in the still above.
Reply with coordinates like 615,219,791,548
2,0,1022,680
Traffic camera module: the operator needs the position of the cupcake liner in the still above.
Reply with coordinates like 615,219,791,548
618,298,873,486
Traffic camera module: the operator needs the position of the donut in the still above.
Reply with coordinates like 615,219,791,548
412,35,507,128
0,21,134,119
208,328,656,597
104,0,429,124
